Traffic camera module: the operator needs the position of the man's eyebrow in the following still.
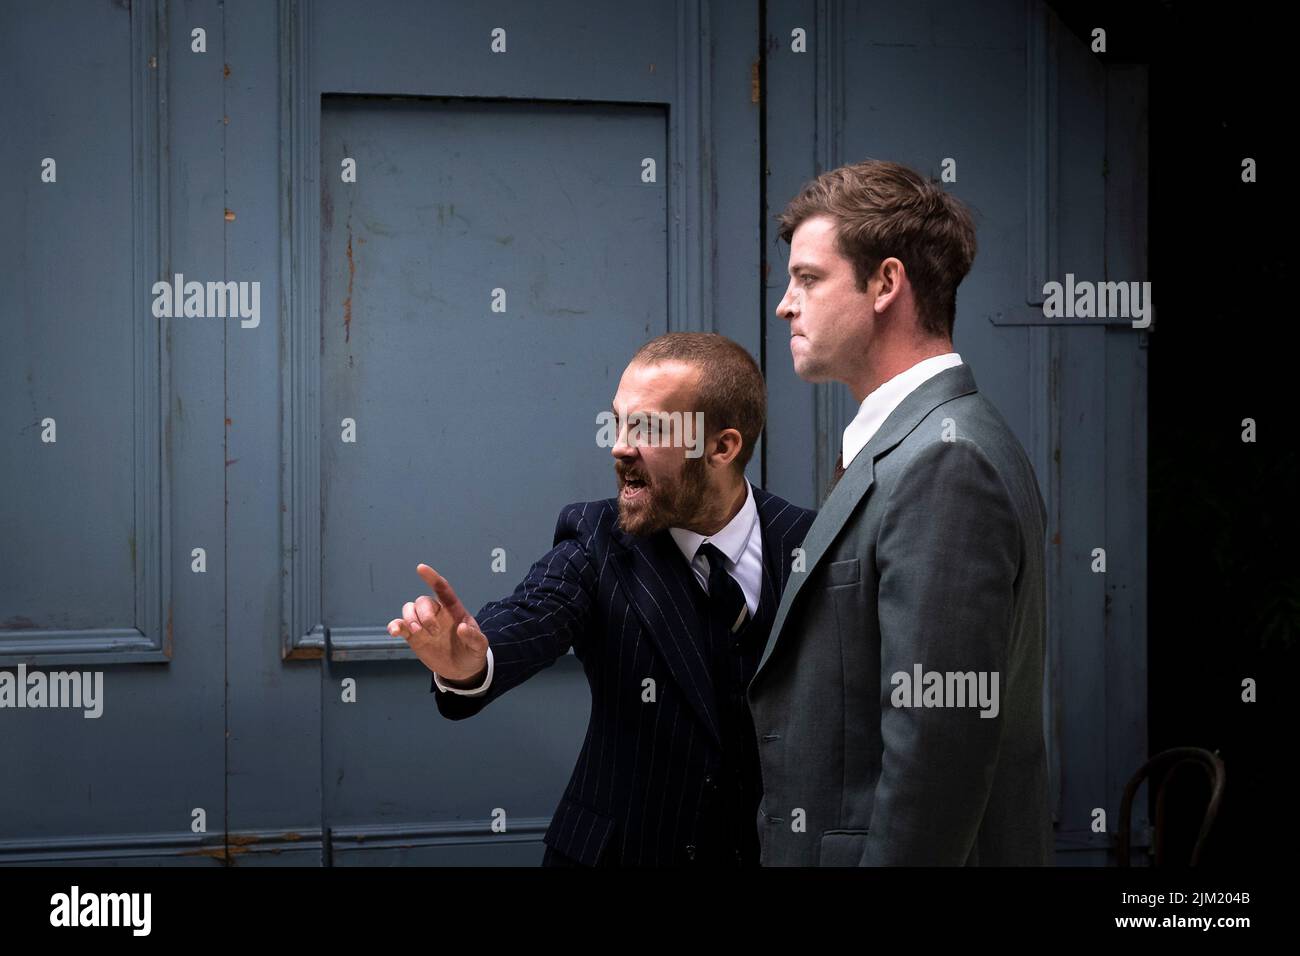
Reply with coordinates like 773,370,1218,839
788,261,820,275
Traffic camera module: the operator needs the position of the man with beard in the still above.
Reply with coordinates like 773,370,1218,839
388,333,814,866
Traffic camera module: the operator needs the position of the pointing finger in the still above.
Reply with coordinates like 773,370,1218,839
418,564,471,623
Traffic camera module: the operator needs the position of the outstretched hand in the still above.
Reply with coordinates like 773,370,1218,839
387,564,489,684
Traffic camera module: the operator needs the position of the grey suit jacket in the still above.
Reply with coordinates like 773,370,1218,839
748,363,1053,866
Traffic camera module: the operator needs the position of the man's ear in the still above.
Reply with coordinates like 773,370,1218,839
709,428,744,469
873,257,906,313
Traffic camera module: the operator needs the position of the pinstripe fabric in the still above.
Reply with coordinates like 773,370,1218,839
432,488,814,866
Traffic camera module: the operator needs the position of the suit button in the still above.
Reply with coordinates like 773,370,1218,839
685,844,696,861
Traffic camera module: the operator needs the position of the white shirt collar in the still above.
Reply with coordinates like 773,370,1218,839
842,352,963,467
669,479,757,569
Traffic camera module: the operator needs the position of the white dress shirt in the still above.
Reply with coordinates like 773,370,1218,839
668,478,763,619
435,479,763,698
840,353,963,468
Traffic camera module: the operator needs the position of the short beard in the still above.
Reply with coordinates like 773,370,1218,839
616,454,711,536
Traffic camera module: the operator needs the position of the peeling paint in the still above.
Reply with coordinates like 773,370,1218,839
180,847,229,860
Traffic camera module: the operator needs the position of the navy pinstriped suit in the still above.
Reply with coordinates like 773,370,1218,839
431,489,814,866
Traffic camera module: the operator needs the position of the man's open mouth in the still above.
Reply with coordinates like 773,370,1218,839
621,475,648,499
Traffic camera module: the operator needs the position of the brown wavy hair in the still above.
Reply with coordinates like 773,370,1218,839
777,159,978,338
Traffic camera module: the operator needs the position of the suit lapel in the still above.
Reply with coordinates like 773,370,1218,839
609,529,723,750
754,455,876,677
753,364,980,680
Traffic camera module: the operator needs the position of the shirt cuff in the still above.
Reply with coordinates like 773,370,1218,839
433,647,494,697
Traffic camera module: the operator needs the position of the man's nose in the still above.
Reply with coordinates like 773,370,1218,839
611,430,637,460
776,286,796,320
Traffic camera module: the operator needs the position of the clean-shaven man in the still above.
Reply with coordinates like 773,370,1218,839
389,333,813,866
750,159,1053,865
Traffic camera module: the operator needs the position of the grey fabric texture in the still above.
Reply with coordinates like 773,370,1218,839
749,364,1054,866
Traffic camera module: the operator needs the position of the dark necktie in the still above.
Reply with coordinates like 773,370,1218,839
828,455,847,493
698,542,748,639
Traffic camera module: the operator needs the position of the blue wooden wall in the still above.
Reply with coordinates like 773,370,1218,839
0,0,1146,866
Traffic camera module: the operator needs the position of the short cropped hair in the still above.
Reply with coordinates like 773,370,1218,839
629,332,766,473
